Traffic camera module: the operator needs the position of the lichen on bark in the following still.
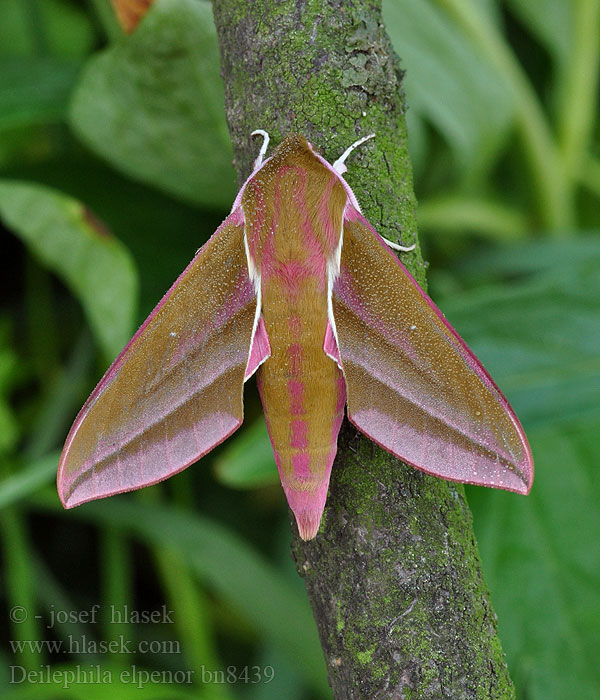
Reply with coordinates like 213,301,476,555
213,1,516,697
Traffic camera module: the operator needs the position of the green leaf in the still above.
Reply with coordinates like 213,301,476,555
505,0,572,64
0,58,81,130
383,0,514,176
69,0,235,209
214,418,279,489
244,644,304,700
469,422,600,700
439,238,600,429
0,180,138,359
0,453,58,509
0,0,95,59
32,496,329,697
0,402,19,455
453,236,600,280
0,327,21,454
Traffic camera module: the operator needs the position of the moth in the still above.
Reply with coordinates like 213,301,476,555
58,131,533,540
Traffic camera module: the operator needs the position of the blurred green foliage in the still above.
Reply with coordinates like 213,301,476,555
0,0,598,698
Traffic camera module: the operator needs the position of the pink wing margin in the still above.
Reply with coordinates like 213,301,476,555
331,205,534,494
58,208,269,508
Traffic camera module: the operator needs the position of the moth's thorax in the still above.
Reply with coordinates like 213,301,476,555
241,134,347,281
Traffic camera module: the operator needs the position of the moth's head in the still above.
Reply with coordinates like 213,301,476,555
269,133,313,162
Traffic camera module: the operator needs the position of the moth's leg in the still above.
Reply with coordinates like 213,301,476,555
333,133,375,174
380,236,416,253
334,134,416,253
251,129,270,168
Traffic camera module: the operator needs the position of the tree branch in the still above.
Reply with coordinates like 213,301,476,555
213,1,515,697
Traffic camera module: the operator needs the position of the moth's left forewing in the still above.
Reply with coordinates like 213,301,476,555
331,205,533,494
58,210,264,508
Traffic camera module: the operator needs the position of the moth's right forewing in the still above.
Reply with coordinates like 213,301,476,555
332,208,533,494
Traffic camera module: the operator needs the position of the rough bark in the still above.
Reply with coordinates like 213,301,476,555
213,1,515,698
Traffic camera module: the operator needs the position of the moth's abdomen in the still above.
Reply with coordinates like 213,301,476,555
257,276,345,540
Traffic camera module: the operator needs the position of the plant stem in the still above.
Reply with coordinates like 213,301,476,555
418,195,529,240
557,0,600,179
213,1,516,697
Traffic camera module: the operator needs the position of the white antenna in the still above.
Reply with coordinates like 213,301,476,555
251,129,270,168
333,133,375,174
